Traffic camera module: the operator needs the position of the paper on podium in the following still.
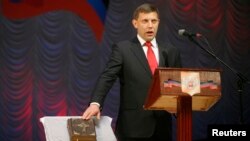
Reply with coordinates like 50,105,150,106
40,116,117,141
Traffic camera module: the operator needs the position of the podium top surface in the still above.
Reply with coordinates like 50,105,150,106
156,67,222,72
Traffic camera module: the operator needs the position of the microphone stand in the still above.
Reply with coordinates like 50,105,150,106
187,36,250,124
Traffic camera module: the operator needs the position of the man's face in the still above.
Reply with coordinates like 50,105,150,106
132,12,160,41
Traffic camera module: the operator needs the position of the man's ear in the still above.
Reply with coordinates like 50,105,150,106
132,19,137,29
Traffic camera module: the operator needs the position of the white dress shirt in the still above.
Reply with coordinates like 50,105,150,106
137,34,159,65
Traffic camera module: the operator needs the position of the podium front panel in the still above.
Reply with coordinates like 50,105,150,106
144,68,222,113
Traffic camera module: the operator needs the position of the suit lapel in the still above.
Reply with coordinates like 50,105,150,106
158,43,166,67
130,38,152,76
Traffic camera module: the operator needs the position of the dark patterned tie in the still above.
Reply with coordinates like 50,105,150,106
145,41,157,74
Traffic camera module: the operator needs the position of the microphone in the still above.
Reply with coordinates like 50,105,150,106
178,29,202,38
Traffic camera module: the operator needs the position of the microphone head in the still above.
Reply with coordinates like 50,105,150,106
178,29,202,37
178,29,186,36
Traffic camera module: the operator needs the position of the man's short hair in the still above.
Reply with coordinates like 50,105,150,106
133,3,160,20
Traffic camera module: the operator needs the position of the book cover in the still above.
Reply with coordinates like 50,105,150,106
67,118,96,141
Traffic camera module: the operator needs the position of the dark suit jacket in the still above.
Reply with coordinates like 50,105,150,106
91,37,182,138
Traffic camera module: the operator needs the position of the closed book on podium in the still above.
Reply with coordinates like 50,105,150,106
67,118,96,141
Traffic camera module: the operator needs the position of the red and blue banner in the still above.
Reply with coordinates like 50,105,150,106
2,0,106,41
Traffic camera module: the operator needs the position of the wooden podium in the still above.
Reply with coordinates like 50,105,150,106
144,67,222,141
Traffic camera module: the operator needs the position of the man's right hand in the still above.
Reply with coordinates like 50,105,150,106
82,104,101,120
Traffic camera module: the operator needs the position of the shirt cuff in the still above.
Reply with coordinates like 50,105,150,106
90,102,100,107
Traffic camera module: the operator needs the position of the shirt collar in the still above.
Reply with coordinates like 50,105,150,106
137,34,157,48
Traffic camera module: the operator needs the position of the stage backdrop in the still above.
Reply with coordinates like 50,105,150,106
1,0,250,141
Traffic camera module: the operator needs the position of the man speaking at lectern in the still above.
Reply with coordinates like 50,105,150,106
82,3,182,141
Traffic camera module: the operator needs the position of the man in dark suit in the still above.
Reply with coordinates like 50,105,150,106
82,3,182,141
